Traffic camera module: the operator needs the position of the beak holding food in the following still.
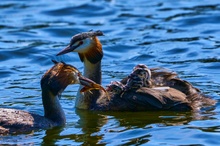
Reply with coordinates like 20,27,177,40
78,76,110,100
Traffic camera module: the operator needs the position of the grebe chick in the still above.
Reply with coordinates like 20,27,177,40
124,65,152,91
0,60,104,135
56,30,216,111
106,81,125,96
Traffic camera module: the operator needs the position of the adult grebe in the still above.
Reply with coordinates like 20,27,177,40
56,30,216,111
0,60,104,135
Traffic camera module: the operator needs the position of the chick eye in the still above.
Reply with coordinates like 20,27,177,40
140,72,146,77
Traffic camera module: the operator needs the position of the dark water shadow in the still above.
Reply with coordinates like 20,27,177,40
71,108,217,145
41,126,64,146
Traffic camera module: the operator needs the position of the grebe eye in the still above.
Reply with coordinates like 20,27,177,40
79,41,83,45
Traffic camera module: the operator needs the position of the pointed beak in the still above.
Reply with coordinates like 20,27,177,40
56,44,79,56
78,75,109,99
78,76,102,92
78,75,110,100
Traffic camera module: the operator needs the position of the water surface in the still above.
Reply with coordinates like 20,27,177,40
0,0,220,145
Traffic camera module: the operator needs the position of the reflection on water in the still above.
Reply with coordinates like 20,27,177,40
0,0,220,145
40,109,217,145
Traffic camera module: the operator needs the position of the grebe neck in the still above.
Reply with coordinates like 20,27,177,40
75,58,102,109
42,88,66,126
84,58,101,84
75,36,103,110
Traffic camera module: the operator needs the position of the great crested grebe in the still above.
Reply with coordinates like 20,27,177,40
56,30,216,111
0,60,104,135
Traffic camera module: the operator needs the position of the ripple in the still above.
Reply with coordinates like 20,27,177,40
140,36,200,45
177,15,220,27
0,0,220,145
43,3,116,18
158,57,220,64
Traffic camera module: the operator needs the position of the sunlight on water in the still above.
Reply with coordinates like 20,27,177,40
0,0,220,145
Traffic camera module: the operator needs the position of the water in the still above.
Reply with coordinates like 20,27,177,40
0,0,220,145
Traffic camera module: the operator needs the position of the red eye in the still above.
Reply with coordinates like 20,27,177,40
79,41,83,45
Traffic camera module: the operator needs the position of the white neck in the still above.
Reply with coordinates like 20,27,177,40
75,58,102,109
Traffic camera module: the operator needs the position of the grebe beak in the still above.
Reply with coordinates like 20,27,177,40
56,30,104,56
78,75,110,100
78,75,104,92
56,44,80,56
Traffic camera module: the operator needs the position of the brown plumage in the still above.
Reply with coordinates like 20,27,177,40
56,30,216,111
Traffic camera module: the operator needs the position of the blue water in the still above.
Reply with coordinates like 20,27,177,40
1,0,220,145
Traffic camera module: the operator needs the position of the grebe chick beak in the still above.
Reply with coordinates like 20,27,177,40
56,30,104,56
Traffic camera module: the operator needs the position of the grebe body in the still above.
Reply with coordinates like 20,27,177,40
56,31,216,111
0,61,104,135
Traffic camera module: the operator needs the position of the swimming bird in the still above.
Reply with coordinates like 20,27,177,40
56,30,216,111
0,60,105,135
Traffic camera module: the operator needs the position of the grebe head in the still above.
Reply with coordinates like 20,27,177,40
132,68,151,81
132,64,151,81
41,60,81,97
56,30,104,64
106,81,125,95
124,65,152,90
133,64,148,70
41,60,105,96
